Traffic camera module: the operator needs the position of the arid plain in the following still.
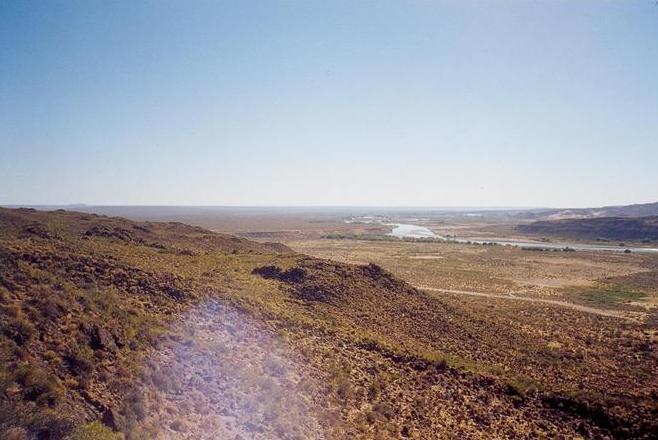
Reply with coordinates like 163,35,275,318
1,207,656,439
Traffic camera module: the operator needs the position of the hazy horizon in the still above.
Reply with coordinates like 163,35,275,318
4,201,657,213
3,1,658,207
2,3,658,434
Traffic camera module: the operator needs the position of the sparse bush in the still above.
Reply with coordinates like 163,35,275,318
150,369,178,393
30,289,66,319
372,402,395,420
264,356,286,376
64,343,95,378
0,365,12,396
68,421,119,440
43,349,60,365
0,287,10,303
251,265,306,283
505,375,538,401
170,417,188,432
333,374,353,399
365,410,378,424
418,350,448,370
368,377,383,398
123,390,147,427
3,314,36,346
3,426,29,440
15,364,64,405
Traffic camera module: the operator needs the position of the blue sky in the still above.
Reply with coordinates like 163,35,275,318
1,1,657,207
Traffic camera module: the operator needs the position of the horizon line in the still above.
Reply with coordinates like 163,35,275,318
3,202,655,211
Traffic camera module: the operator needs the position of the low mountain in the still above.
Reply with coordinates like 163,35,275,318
517,201,658,220
518,216,658,241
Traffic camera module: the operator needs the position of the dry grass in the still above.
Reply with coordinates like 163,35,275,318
1,208,656,439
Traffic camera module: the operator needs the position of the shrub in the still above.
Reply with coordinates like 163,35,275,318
68,421,119,440
15,364,64,406
505,375,538,401
123,390,147,427
372,402,395,420
30,290,66,319
0,365,12,395
2,426,29,440
0,287,10,303
251,265,306,283
65,343,95,378
417,350,448,370
170,418,187,432
150,369,177,392
4,316,36,346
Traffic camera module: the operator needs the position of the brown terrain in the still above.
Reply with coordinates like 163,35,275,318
517,216,658,242
0,207,657,439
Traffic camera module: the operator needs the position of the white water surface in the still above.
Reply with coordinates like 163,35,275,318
386,223,658,254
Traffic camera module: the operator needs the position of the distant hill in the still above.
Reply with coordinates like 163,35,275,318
518,216,658,241
517,201,658,220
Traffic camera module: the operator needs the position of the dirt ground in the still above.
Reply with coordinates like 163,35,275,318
288,238,650,295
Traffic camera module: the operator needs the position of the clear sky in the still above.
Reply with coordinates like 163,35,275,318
1,1,657,207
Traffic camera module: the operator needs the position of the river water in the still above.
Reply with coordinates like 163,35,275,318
387,223,658,254
388,223,437,239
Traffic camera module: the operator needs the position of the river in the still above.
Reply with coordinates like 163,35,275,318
387,223,658,254
388,223,437,239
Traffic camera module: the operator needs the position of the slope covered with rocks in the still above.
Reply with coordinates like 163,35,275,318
0,208,655,439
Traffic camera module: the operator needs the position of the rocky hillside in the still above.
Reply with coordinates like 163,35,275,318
0,208,655,439
518,216,658,241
